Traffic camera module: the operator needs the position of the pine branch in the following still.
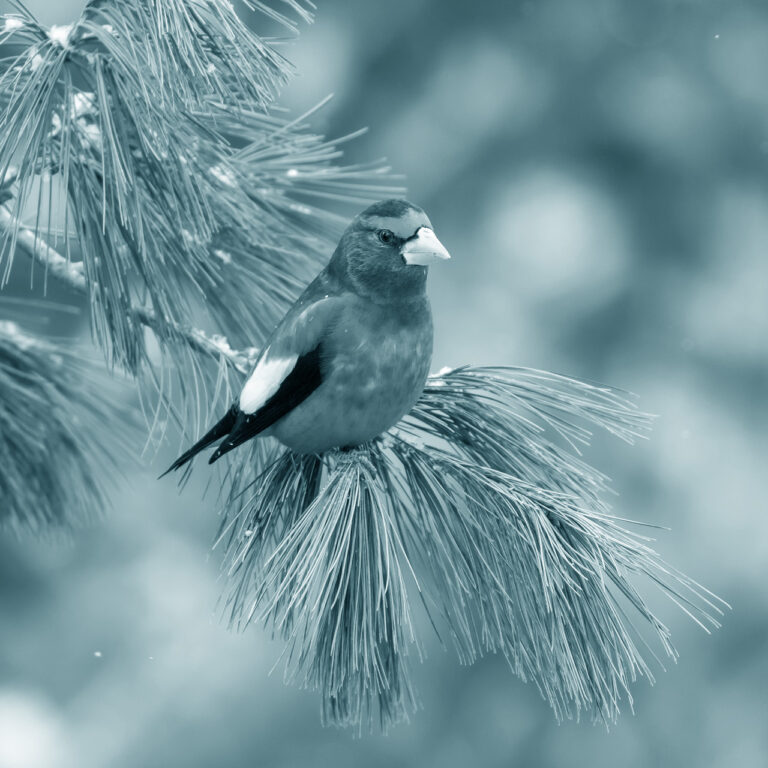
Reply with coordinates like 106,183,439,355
0,202,252,372
0,198,86,291
0,319,138,532
0,199,259,448
216,368,727,731
0,4,401,381
0,1,401,442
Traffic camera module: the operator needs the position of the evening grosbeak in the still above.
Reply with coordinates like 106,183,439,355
162,199,450,473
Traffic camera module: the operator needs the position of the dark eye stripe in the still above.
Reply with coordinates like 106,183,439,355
363,212,431,239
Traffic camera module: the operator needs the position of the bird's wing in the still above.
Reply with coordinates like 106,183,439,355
207,297,342,463
161,296,341,474
239,295,341,415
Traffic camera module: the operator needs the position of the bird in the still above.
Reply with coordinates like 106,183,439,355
161,199,450,475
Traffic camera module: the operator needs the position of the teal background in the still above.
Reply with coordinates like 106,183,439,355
1,1,766,766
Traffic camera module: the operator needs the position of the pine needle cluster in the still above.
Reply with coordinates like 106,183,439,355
0,319,136,532
0,0,399,435
217,367,727,730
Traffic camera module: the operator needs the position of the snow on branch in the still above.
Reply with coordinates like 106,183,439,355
0,202,251,368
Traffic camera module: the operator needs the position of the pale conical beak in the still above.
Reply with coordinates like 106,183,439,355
402,227,451,266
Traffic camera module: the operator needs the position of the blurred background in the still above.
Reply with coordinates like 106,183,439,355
1,0,766,766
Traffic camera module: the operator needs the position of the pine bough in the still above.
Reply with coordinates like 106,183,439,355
218,367,726,730
0,0,399,440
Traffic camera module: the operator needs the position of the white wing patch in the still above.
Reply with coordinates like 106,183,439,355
239,351,297,414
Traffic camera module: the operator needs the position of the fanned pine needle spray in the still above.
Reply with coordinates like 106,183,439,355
0,320,136,532
0,0,401,443
217,367,727,731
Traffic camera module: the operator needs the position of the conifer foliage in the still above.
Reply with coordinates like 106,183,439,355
218,367,725,729
0,0,726,730
0,0,397,437
0,319,134,531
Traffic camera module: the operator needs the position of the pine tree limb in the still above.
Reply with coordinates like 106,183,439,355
0,6,402,377
216,368,727,731
0,202,253,373
0,202,87,291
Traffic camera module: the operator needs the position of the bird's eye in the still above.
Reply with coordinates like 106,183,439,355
377,229,394,244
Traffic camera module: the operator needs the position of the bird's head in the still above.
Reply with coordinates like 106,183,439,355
330,199,450,302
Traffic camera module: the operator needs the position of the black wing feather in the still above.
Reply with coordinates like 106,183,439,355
208,344,323,464
159,405,238,477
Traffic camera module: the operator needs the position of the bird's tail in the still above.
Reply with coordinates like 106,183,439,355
159,405,238,478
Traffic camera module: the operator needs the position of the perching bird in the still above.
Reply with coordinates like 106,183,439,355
162,199,450,473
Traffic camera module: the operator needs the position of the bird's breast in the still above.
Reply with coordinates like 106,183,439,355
271,298,433,453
